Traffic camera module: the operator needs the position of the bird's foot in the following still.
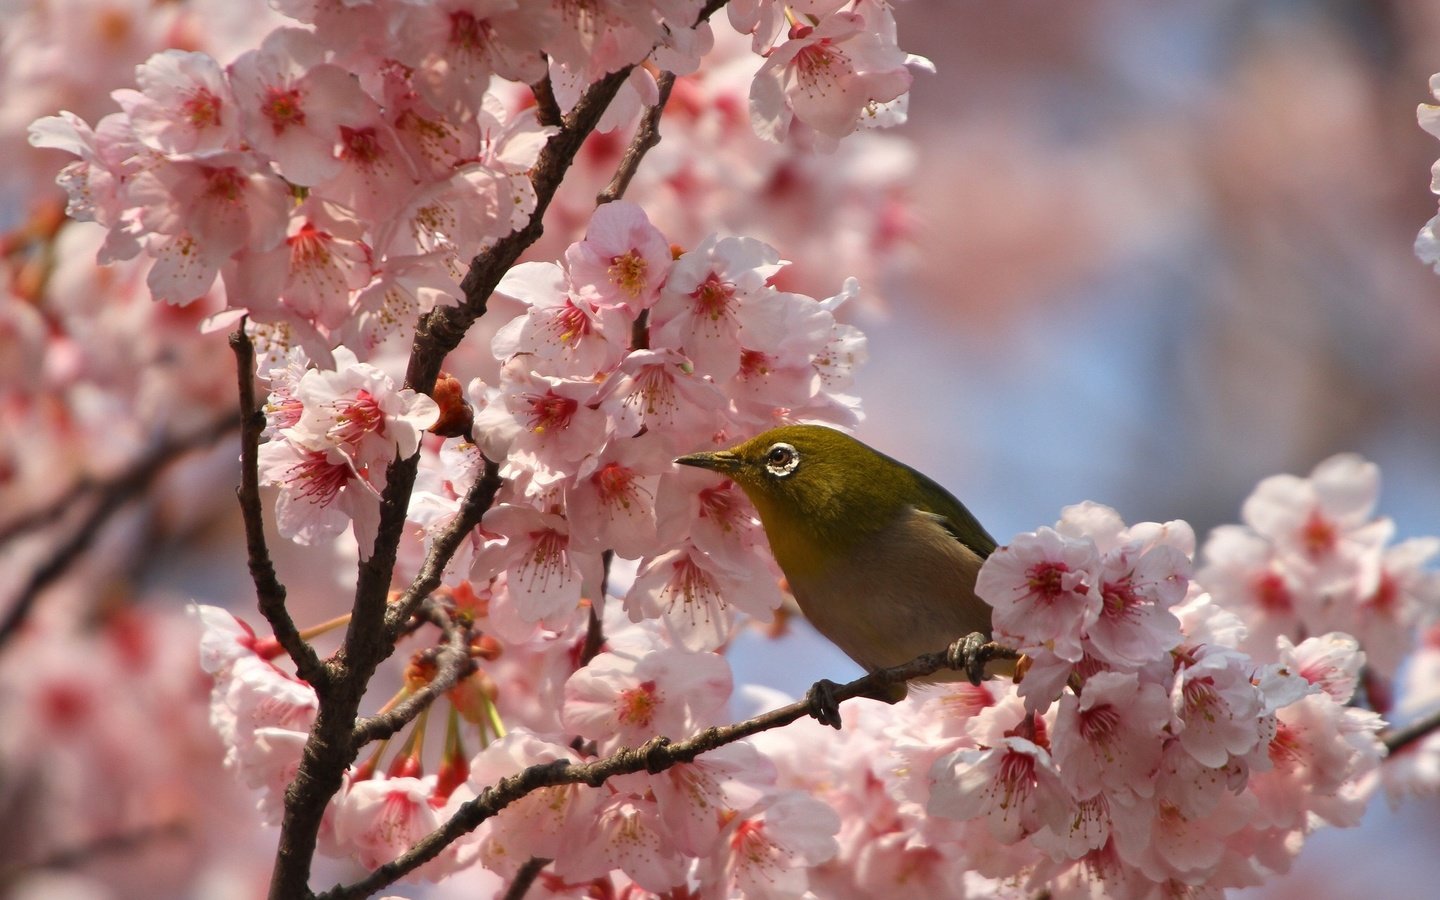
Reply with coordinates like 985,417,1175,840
947,631,992,686
805,678,845,730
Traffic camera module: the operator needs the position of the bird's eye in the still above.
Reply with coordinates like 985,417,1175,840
764,442,799,477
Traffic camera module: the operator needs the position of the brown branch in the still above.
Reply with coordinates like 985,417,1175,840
501,856,552,900
596,70,677,205
383,454,503,640
268,6,735,896
351,602,476,749
266,55,664,900
1382,706,1440,755
0,474,97,545
14,820,187,874
316,639,1018,900
229,329,328,689
530,73,562,128
0,412,239,650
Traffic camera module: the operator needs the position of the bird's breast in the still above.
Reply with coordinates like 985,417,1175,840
783,507,992,677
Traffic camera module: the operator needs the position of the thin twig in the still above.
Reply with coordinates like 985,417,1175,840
229,328,328,689
502,856,552,900
596,70,677,205
266,56,662,900
530,73,562,128
0,475,97,545
383,454,503,640
316,639,1019,900
0,413,238,649
268,6,733,896
352,601,476,749
12,820,187,875
1382,706,1440,755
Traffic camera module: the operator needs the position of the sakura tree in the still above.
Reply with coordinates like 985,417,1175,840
7,1,1440,899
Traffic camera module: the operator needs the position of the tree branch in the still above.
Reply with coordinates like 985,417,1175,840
229,328,328,689
596,70,677,206
266,55,664,900
268,6,734,895
501,856,552,900
1382,706,1440,755
383,454,503,641
352,602,476,749
0,412,238,649
316,640,1018,900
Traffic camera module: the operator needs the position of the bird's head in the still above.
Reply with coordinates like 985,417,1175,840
674,425,919,574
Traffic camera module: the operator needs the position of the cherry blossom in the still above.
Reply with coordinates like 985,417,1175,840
562,646,732,746
749,6,930,148
976,526,1100,664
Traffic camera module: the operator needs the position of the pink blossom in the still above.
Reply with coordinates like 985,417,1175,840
1196,524,1304,654
590,348,729,444
1249,693,1383,831
212,655,318,824
228,28,371,185
114,50,239,156
563,437,665,558
1052,671,1172,803
1241,453,1393,595
565,200,674,310
128,152,291,304
700,792,841,900
472,504,596,624
977,527,1100,662
1277,633,1365,704
1085,539,1189,668
332,775,474,881
626,542,782,651
471,363,611,469
390,0,549,97
640,741,775,857
1170,645,1265,769
469,732,599,877
491,261,630,377
749,9,925,146
257,437,381,550
550,795,689,892
929,736,1074,844
287,347,440,475
1351,537,1440,678
229,198,373,331
28,111,147,262
650,234,784,380
562,646,732,746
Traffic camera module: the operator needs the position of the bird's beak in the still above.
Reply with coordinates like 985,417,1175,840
673,450,741,473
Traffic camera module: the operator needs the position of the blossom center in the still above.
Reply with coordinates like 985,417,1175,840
183,88,224,129
524,390,577,433
262,86,307,134
607,250,648,297
617,680,658,728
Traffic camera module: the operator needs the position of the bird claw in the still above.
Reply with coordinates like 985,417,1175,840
805,678,844,730
947,631,990,686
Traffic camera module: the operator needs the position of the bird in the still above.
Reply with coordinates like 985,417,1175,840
675,424,1001,728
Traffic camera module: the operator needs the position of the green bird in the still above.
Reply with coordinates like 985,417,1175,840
675,424,1000,728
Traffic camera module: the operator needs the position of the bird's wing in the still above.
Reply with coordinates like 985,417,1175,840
909,487,997,559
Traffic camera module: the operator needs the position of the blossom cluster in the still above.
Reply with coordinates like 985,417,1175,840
200,599,843,894
27,0,929,360
1196,454,1440,685
256,199,865,648
764,484,1417,897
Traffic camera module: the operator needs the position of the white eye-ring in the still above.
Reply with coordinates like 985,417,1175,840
764,442,800,477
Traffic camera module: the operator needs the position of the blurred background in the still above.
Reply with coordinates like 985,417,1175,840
741,2,1440,898
4,0,1440,897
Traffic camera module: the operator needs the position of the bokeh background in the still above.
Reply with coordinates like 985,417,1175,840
742,2,1440,897
4,0,1440,897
